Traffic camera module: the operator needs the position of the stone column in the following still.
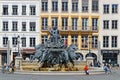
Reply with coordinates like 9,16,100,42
68,35,71,46
0,54,1,66
15,56,22,71
117,54,120,65
88,16,92,30
58,16,61,30
10,51,13,62
68,16,71,26
86,57,94,67
78,35,81,49
48,16,51,27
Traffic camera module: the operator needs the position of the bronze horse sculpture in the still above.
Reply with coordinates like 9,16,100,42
30,26,78,68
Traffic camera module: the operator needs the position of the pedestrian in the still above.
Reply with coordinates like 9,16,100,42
89,62,93,67
106,63,111,73
84,65,89,75
10,61,14,73
103,64,108,74
103,64,111,74
97,61,101,67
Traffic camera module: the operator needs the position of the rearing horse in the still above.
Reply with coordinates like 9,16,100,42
30,44,45,63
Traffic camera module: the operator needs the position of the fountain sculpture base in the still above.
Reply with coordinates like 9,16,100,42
21,60,87,71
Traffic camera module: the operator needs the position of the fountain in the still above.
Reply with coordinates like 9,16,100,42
21,26,87,71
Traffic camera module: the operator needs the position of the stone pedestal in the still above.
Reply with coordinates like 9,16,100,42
15,57,22,71
86,57,94,67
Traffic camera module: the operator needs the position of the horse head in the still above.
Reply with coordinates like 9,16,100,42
68,44,78,51
67,44,78,61
35,44,45,51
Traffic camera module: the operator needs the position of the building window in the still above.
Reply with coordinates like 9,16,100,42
62,18,68,30
30,22,36,31
61,35,68,46
92,18,98,30
111,36,117,47
81,35,88,48
103,4,109,14
103,36,109,47
62,0,68,12
2,5,8,15
103,53,117,64
82,18,88,30
42,18,48,30
22,5,26,15
72,35,78,45
112,4,118,13
103,20,109,29
52,17,58,27
42,35,48,44
3,37,8,47
52,0,58,12
72,18,78,30
12,5,18,15
82,0,88,12
12,21,18,31
92,36,98,48
12,37,17,47
92,0,99,12
30,37,36,47
41,0,48,12
30,5,36,15
22,22,26,31
21,37,26,47
3,21,8,31
72,0,78,12
112,20,118,29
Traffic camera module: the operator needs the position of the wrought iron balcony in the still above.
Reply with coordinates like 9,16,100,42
42,26,99,33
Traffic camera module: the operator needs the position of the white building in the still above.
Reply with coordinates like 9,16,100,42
0,0,40,66
100,0,120,65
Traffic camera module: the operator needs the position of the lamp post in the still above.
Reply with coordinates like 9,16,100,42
86,36,94,67
7,40,10,65
97,41,101,63
15,35,22,70
17,35,20,57
88,36,92,57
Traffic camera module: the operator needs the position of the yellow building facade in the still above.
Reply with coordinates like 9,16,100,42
40,0,100,62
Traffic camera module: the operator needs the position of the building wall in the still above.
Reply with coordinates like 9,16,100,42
100,0,120,64
40,0,100,62
0,0,40,66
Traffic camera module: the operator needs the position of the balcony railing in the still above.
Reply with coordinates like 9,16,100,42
42,26,98,32
13,45,17,47
92,26,98,32
41,26,48,31
3,44,7,47
81,43,88,48
92,44,98,48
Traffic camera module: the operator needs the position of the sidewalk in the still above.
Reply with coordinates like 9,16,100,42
14,69,105,75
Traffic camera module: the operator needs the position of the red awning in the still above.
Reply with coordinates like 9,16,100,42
21,48,36,54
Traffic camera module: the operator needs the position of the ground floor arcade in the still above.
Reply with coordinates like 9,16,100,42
0,48,35,66
0,48,120,67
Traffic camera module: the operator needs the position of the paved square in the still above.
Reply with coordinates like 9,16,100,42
0,69,120,80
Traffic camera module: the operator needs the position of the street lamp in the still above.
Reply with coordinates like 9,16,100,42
7,40,10,65
17,35,20,57
15,35,22,70
88,36,92,57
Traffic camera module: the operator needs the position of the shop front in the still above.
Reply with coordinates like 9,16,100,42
0,48,10,66
101,50,119,65
21,48,36,60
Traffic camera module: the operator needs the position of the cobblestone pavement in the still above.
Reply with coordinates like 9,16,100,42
0,69,120,80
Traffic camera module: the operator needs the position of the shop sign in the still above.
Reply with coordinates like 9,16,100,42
101,50,119,54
